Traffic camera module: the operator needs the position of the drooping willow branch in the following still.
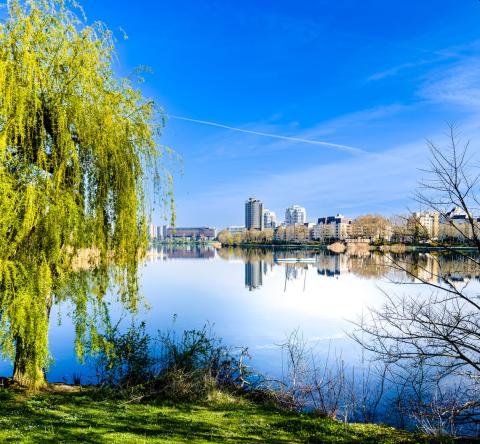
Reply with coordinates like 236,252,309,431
0,0,173,388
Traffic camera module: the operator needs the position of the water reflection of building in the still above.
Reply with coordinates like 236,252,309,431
316,254,350,277
146,246,215,262
245,261,263,290
285,264,299,280
166,247,215,260
285,264,308,281
439,253,480,282
218,247,480,287
145,247,165,262
416,253,441,284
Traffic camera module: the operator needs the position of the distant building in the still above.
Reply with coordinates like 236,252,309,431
408,212,439,240
156,225,164,240
263,209,277,229
245,198,263,230
149,224,165,241
166,227,216,240
442,207,470,224
439,207,479,242
274,223,313,243
312,214,353,241
227,226,246,234
285,205,307,226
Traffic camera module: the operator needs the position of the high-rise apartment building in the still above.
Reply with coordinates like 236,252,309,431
245,198,263,230
285,205,307,226
263,209,277,229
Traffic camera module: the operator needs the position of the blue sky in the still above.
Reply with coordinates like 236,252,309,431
82,0,480,227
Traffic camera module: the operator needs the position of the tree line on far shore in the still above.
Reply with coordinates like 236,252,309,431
217,214,458,246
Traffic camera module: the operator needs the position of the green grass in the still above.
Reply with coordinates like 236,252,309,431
0,386,439,443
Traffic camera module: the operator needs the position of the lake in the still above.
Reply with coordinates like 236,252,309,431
1,245,479,384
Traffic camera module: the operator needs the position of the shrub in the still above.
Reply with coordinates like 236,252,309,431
92,321,258,402
93,321,155,389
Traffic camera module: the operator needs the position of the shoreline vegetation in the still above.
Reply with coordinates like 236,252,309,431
0,322,462,443
1,322,474,443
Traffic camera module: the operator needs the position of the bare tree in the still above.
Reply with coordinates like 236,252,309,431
352,214,392,242
417,126,480,250
277,330,392,422
352,126,480,433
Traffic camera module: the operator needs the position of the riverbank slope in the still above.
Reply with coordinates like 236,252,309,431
0,386,438,443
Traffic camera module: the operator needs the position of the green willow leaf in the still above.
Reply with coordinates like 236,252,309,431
0,0,172,388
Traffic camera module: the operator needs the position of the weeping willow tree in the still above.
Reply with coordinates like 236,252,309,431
0,0,170,388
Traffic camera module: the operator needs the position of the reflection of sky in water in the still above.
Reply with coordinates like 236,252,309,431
1,246,479,383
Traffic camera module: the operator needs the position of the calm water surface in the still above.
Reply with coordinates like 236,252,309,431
1,245,478,383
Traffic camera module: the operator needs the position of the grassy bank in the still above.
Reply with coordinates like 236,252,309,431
0,385,436,443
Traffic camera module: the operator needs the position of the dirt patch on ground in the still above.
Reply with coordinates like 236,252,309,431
47,383,82,393
0,378,82,393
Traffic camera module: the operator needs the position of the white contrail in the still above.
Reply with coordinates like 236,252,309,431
169,115,366,154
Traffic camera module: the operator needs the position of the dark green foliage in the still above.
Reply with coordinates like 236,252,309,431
92,323,256,402
94,322,155,389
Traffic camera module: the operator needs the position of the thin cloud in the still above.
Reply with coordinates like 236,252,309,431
419,57,480,109
368,61,424,82
175,140,428,226
367,40,480,82
169,115,367,154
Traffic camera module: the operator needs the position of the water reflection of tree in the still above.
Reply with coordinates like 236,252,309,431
146,246,215,261
59,268,142,367
217,247,275,264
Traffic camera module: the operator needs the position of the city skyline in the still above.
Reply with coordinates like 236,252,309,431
151,201,466,232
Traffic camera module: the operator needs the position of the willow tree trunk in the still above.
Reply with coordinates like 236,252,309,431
13,336,47,389
13,297,52,389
